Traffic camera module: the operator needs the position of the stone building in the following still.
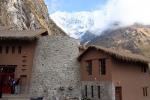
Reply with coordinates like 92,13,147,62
78,45,150,100
0,27,81,100
0,26,150,100
0,28,47,94
30,36,81,100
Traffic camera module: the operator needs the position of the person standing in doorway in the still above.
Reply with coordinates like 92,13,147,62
15,78,20,94
9,77,15,94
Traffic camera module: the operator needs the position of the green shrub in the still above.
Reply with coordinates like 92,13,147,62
82,97,91,100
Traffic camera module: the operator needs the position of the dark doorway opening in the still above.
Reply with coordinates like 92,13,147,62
0,65,16,94
115,86,122,100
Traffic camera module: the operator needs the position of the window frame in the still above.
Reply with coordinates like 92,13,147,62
99,58,106,75
6,46,9,54
12,46,15,54
86,60,92,75
18,46,22,54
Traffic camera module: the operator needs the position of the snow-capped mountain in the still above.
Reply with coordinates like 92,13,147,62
50,11,97,39
50,11,124,39
50,0,150,40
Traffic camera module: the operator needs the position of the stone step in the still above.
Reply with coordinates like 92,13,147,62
0,94,30,100
0,98,30,100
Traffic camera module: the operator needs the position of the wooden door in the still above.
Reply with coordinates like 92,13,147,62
0,65,16,94
20,75,27,94
0,73,14,94
115,87,122,100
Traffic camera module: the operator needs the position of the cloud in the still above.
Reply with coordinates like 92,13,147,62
107,0,150,24
91,0,150,31
50,0,150,37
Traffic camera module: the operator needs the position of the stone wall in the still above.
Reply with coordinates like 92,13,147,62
81,81,115,100
30,36,81,100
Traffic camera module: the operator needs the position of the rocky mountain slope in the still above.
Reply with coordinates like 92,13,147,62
89,24,150,58
0,0,66,35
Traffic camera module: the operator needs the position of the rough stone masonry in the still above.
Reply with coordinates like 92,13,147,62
30,36,81,100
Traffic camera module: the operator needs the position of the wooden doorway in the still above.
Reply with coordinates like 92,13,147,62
115,86,122,100
0,65,16,94
20,75,27,94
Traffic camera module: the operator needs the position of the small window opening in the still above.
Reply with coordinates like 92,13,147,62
141,66,147,73
98,86,100,99
18,46,22,54
85,85,87,97
6,46,9,54
86,60,92,75
99,59,106,75
91,86,94,98
143,87,148,96
12,46,15,54
0,46,2,53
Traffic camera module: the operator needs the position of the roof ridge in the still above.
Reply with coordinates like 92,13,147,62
78,45,150,64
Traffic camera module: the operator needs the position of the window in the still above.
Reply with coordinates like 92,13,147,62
85,85,87,97
18,46,22,54
22,69,27,72
99,59,106,75
22,56,27,58
0,65,16,73
143,87,148,96
12,46,15,54
0,7,2,16
91,86,94,98
0,46,2,53
22,59,27,63
86,60,92,75
22,65,27,67
141,66,147,73
6,46,9,54
98,86,100,99
0,9,2,16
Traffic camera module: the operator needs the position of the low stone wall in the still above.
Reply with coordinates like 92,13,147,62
81,81,115,100
30,36,81,100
